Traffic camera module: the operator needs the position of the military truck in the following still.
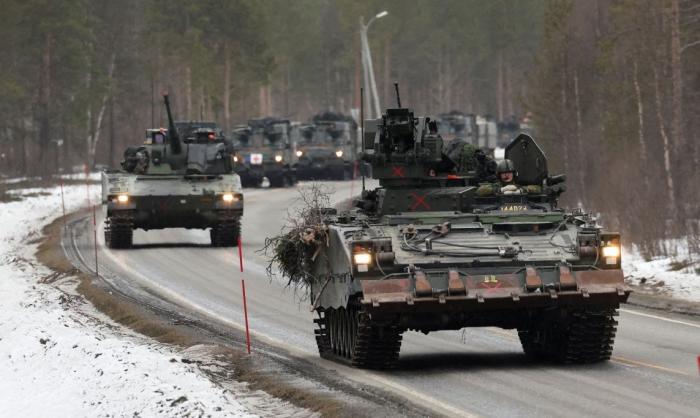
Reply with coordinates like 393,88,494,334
296,103,629,368
231,118,296,187
498,115,535,149
295,112,358,180
101,95,244,248
436,111,477,142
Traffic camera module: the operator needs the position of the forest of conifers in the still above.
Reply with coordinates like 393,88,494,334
0,0,698,254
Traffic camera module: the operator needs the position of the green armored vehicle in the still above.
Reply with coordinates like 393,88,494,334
231,118,296,187
298,102,629,368
101,95,244,248
295,112,358,180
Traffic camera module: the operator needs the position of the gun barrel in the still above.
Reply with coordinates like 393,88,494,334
163,95,183,154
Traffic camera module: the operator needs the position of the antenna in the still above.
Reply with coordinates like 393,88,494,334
360,87,365,193
394,82,401,108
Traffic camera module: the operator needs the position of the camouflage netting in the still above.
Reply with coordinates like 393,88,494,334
263,184,333,290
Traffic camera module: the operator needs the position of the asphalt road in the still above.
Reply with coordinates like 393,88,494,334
71,181,700,417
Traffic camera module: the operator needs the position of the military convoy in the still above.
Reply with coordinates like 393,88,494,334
231,118,297,187
101,95,244,248
295,112,358,180
294,101,629,368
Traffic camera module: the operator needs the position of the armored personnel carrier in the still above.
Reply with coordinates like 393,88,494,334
295,112,358,180
231,118,296,187
299,101,629,368
101,95,244,248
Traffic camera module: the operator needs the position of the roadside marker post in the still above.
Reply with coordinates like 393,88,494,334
92,204,99,278
697,355,699,376
238,237,252,354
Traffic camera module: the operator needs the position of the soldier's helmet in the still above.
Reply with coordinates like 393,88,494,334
496,159,516,174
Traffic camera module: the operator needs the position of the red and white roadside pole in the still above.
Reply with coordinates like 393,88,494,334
92,203,99,278
238,237,252,354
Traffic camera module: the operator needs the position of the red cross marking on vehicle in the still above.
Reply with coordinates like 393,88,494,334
409,192,431,210
391,166,406,177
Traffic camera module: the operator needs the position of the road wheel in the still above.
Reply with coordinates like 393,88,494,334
518,308,618,363
210,219,240,247
314,305,402,369
105,220,133,249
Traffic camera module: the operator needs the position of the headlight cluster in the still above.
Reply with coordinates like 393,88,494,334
353,252,372,265
233,155,239,163
296,150,303,157
335,150,343,158
117,194,129,203
600,233,621,266
222,193,239,203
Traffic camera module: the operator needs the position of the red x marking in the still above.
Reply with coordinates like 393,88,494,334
391,166,406,177
409,192,431,210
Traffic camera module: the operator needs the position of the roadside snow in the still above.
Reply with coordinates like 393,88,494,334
0,184,256,417
623,240,700,302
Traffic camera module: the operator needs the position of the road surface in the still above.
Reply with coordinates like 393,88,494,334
67,180,700,417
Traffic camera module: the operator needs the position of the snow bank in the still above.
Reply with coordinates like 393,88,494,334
623,240,700,303
0,184,255,417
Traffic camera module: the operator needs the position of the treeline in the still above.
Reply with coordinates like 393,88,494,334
0,0,542,177
529,0,700,255
1,0,697,253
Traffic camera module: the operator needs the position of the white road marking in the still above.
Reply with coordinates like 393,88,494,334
620,308,700,329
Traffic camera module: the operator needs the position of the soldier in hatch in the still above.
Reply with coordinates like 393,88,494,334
476,159,541,195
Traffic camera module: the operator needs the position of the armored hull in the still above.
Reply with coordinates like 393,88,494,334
232,118,297,188
295,113,357,181
295,147,351,180
300,106,629,368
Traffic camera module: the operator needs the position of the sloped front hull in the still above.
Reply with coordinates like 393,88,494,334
359,269,629,330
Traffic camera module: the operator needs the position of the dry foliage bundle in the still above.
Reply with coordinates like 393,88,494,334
263,184,333,289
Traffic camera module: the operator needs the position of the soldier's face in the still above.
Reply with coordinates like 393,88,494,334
500,172,514,183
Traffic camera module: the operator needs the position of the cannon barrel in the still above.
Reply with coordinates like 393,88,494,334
163,95,183,154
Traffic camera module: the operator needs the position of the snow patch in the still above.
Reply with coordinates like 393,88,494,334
623,240,700,302
0,185,256,417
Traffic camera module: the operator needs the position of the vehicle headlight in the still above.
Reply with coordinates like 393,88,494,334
275,155,283,162
335,150,343,158
222,193,236,202
117,194,129,203
233,155,239,163
353,252,371,265
602,245,620,258
602,245,620,265
296,150,303,157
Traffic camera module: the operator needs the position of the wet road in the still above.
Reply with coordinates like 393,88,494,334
70,181,700,417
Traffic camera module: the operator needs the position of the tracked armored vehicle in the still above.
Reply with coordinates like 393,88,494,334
305,103,629,368
295,112,358,180
101,95,243,248
231,118,296,187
